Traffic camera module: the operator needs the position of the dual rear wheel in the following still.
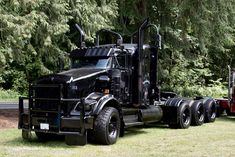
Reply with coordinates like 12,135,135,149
169,98,217,129
169,102,191,129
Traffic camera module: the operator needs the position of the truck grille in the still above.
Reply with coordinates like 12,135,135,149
35,100,58,111
32,84,63,111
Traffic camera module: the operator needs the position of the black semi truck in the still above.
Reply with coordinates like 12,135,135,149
18,19,217,145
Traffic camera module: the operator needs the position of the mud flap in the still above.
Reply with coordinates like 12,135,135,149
65,131,87,146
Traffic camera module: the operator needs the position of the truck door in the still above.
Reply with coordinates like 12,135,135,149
116,53,131,104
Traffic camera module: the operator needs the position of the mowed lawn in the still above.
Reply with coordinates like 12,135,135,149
0,117,235,157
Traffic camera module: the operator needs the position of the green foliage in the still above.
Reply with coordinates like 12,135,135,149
0,88,19,100
69,0,118,41
174,80,227,98
0,0,71,85
0,0,235,97
0,69,28,94
0,0,118,93
118,0,235,96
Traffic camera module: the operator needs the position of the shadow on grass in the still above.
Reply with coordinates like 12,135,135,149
217,116,235,122
123,128,147,138
4,123,172,147
4,135,70,148
144,123,169,129
5,128,148,147
123,123,169,137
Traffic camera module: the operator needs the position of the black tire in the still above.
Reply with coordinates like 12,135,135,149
93,107,120,145
191,101,205,126
204,99,217,123
178,102,191,128
169,102,191,129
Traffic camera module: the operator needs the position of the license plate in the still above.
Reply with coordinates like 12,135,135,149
40,123,49,130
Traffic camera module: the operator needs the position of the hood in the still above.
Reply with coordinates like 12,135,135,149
37,68,106,84
59,68,106,82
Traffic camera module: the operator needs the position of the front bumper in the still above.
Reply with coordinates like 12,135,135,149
18,84,93,136
19,97,94,135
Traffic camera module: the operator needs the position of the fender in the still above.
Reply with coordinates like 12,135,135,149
84,92,121,116
164,97,194,107
165,98,184,107
162,97,192,124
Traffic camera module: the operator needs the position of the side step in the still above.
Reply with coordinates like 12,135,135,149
125,122,144,128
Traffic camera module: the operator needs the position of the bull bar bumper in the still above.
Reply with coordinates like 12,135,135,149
18,84,94,137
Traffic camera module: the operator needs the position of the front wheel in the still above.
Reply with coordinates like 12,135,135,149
93,107,120,145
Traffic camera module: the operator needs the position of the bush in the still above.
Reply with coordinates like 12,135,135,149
173,79,227,98
174,85,227,98
0,70,28,95
0,88,19,100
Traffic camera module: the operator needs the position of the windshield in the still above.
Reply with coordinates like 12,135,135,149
72,57,111,69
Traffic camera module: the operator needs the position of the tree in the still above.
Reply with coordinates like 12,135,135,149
0,0,119,93
117,0,235,96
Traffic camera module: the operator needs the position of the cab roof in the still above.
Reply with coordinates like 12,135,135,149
69,44,138,58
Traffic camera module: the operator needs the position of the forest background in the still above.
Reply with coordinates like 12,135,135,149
0,0,235,99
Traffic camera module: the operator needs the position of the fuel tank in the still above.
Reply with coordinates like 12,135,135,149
141,105,163,123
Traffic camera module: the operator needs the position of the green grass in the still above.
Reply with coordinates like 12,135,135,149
1,117,235,157
0,89,19,102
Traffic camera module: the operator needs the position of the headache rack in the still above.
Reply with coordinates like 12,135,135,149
18,84,86,135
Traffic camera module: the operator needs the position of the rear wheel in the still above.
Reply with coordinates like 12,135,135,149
169,102,191,129
93,107,120,145
204,99,216,123
179,103,191,128
191,101,205,126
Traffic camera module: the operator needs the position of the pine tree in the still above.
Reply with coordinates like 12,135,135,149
0,0,119,93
